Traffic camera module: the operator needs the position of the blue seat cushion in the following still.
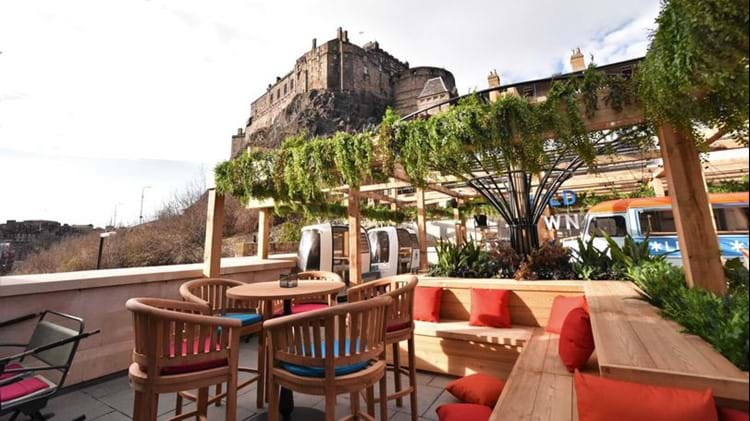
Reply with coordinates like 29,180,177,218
280,340,369,378
225,312,263,326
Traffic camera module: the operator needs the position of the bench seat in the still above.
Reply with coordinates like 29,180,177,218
389,321,535,379
491,328,598,421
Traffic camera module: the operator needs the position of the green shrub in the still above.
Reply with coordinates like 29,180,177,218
571,236,614,280
724,258,749,294
515,241,575,280
627,260,749,371
429,240,500,278
606,233,666,279
487,242,522,278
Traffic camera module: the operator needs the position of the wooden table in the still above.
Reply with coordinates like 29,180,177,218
227,280,345,421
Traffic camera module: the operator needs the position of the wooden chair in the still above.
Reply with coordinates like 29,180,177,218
126,297,241,421
348,275,418,421
264,295,392,421
179,277,266,410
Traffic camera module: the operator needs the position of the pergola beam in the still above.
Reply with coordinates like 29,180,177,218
203,189,225,278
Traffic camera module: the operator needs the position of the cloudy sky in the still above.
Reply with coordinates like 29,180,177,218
0,0,660,227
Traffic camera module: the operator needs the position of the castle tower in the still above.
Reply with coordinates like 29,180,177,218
570,48,586,72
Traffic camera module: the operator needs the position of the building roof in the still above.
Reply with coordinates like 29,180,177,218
418,77,449,99
588,192,749,214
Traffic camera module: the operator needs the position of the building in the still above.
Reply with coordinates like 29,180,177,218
232,28,457,156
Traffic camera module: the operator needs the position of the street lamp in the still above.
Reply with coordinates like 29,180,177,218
96,231,116,270
139,186,152,225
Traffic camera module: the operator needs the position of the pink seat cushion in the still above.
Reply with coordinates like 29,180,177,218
0,376,51,403
161,337,227,376
0,362,24,381
386,321,411,332
273,303,329,317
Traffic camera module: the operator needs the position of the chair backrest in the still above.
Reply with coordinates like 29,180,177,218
264,295,392,380
25,312,84,369
179,278,261,316
125,297,241,377
294,271,343,305
348,275,417,329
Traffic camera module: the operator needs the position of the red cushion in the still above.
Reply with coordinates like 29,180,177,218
0,362,24,381
386,321,411,332
445,373,506,407
436,403,492,421
720,407,750,421
414,287,443,322
558,307,595,372
161,337,226,375
469,289,511,328
0,376,51,403
575,371,719,421
273,303,329,317
161,358,228,375
546,295,587,334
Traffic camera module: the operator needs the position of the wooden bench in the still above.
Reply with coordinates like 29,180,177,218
491,329,599,421
389,278,584,379
585,281,750,410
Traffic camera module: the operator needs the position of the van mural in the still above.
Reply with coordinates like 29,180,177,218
562,192,750,265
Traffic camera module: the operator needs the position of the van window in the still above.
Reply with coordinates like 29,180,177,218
714,206,749,232
369,231,390,264
588,216,627,237
639,210,676,234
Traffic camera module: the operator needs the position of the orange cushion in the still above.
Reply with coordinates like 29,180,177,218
558,307,595,372
445,373,506,407
719,407,750,421
414,286,443,322
575,371,719,421
469,289,511,328
436,403,492,421
546,295,587,333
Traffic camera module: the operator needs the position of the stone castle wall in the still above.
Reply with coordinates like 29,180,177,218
237,28,457,155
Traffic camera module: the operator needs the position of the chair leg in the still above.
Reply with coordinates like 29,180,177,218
175,392,183,416
366,386,375,417
257,331,266,409
378,376,388,421
215,382,223,406
325,388,336,421
268,376,280,421
133,390,147,421
226,370,238,421
392,342,403,407
408,337,418,421
350,392,360,418
197,387,209,420
147,393,159,421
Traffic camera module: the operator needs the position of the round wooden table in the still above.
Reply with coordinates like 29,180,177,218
227,280,345,421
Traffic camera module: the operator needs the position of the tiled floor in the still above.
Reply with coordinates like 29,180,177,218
2,337,459,420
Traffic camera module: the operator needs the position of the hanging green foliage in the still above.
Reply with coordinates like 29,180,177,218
638,0,749,144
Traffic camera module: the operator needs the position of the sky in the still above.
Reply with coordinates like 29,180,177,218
0,0,661,227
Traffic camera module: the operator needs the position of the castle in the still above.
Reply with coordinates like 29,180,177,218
231,28,457,156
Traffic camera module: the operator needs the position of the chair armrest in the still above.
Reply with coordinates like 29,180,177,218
0,312,40,329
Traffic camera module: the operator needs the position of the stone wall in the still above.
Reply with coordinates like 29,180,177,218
393,67,456,116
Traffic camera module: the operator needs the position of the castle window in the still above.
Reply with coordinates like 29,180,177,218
284,84,287,95
521,85,536,98
290,79,294,90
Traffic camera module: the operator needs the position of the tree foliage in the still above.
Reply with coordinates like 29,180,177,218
638,0,749,144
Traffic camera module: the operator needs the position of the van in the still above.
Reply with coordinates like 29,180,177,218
565,192,749,265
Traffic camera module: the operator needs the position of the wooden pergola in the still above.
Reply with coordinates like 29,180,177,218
204,58,739,295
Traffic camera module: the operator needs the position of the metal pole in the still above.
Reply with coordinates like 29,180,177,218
139,186,151,225
96,236,105,269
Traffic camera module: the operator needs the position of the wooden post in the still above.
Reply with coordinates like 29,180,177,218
203,189,225,278
389,178,398,212
416,188,428,272
257,208,271,260
348,188,362,285
454,199,466,246
656,123,726,294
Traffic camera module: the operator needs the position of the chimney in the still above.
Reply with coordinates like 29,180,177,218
570,48,585,72
344,30,349,42
312,38,317,50
487,69,501,88
336,27,343,40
